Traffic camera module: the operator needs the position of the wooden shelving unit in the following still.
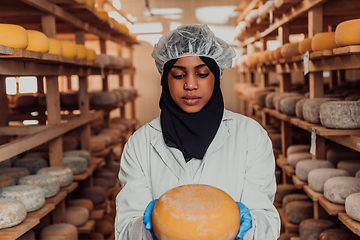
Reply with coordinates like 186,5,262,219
0,0,136,238
235,0,360,237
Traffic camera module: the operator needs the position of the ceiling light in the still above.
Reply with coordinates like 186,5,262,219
136,34,163,46
151,8,183,15
196,6,238,24
130,22,163,34
112,0,121,10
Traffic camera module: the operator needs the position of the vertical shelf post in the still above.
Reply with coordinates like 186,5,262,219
0,76,9,145
78,76,91,152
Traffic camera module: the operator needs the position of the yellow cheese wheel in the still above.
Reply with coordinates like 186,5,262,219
60,41,78,58
335,19,360,47
311,32,339,52
86,48,97,61
25,30,49,53
299,38,312,54
76,44,87,60
48,38,62,55
0,24,28,49
152,184,240,240
281,42,300,58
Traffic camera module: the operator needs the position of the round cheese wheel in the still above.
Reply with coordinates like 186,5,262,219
308,168,350,193
67,199,94,213
319,228,360,240
0,176,15,190
66,206,89,226
255,92,270,107
356,170,360,178
63,150,91,165
40,223,78,240
345,192,360,222
337,160,360,177
0,158,11,168
86,48,97,61
0,185,45,212
280,96,306,115
37,166,73,187
273,93,301,111
60,40,78,58
287,144,311,156
324,176,360,204
273,47,282,60
92,92,118,106
99,128,120,143
275,184,302,203
93,177,109,190
299,219,335,240
76,44,87,60
0,198,27,229
287,152,312,168
25,30,49,53
326,147,360,166
93,170,117,188
295,160,334,181
320,101,360,129
17,230,36,240
63,156,88,175
18,174,60,198
15,95,38,107
48,38,62,55
79,187,106,205
0,167,30,183
295,98,308,119
90,135,106,152
14,157,48,174
282,193,311,208
303,98,342,124
285,200,313,224
299,38,313,54
0,24,28,49
152,184,240,240
281,42,301,58
311,32,339,52
335,19,360,47
265,92,278,108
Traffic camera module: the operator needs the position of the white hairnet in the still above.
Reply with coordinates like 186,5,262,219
151,24,236,78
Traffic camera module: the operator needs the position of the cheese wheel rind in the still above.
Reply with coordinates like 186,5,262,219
308,168,350,193
0,167,30,184
335,19,360,47
63,156,88,175
0,176,16,190
0,198,27,229
63,150,91,165
324,176,360,204
18,174,60,198
65,206,89,226
311,32,339,52
25,30,49,53
299,218,335,240
298,38,312,54
14,157,48,174
345,192,360,222
295,160,334,181
37,166,73,187
319,101,360,129
281,42,300,58
60,41,78,58
40,223,78,240
0,24,28,49
48,38,63,55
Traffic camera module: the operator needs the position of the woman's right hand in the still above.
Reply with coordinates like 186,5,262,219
143,199,158,240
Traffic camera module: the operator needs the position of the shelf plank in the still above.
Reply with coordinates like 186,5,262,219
276,155,289,168
0,125,49,136
0,217,39,240
338,212,360,237
73,164,97,181
310,50,334,59
77,219,95,234
313,126,360,137
89,209,104,220
283,165,295,177
319,197,345,216
278,208,299,233
333,45,360,55
303,185,323,201
45,190,67,205
326,135,360,152
27,203,55,219
292,175,306,189
0,45,14,56
61,181,78,193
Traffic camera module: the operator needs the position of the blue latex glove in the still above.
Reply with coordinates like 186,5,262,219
143,199,158,240
235,202,253,240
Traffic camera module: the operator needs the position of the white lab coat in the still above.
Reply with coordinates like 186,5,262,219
115,109,281,240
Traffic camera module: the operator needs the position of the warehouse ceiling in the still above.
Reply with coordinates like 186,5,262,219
117,0,241,45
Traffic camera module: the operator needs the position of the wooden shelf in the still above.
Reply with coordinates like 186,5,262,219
0,217,39,240
73,164,97,181
0,45,14,56
27,203,55,219
283,165,295,177
338,213,360,237
45,191,67,205
61,182,78,193
303,185,324,201
278,208,299,233
77,219,95,234
89,209,104,220
276,155,289,168
292,175,306,189
319,197,345,216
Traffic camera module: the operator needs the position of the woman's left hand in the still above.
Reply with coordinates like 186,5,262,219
235,202,252,239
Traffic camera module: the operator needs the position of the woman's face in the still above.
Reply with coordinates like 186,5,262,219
167,56,215,113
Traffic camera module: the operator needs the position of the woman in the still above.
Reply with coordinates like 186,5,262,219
115,24,280,240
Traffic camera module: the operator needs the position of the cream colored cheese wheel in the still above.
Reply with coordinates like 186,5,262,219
324,176,360,204
67,199,94,213
311,32,339,52
335,19,360,47
63,150,91,165
299,218,335,240
37,166,73,187
337,160,360,177
273,92,301,111
152,184,240,240
280,96,306,115
76,44,87,60
285,201,313,224
40,223,78,240
295,160,334,181
63,156,88,175
60,40,78,58
299,38,312,54
281,42,300,58
48,38,62,55
25,30,49,53
0,167,30,183
65,206,89,226
320,101,360,129
18,174,60,198
14,157,48,174
345,192,360,222
308,168,350,193
303,98,342,124
86,48,97,61
282,193,311,208
287,144,310,156
287,152,312,168
0,198,27,229
0,24,28,49
0,176,16,190
0,185,45,212
295,98,308,119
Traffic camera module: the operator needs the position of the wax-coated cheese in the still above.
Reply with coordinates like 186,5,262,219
37,166,73,187
299,219,335,240
324,176,360,204
295,160,334,181
76,44,87,60
0,198,27,229
345,192,360,222
0,24,28,49
308,168,350,193
14,157,48,174
335,19,360,47
66,206,89,226
18,174,60,198
299,38,312,54
0,167,30,183
60,40,78,58
311,32,339,52
25,30,49,53
152,184,240,240
0,185,45,212
40,223,78,240
48,38,62,55
63,156,88,175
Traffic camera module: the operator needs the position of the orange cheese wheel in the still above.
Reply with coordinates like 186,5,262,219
299,38,312,54
152,184,240,240
335,19,360,47
0,24,28,49
311,32,339,52
280,42,300,58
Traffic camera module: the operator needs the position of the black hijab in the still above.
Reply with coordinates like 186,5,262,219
159,56,224,162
